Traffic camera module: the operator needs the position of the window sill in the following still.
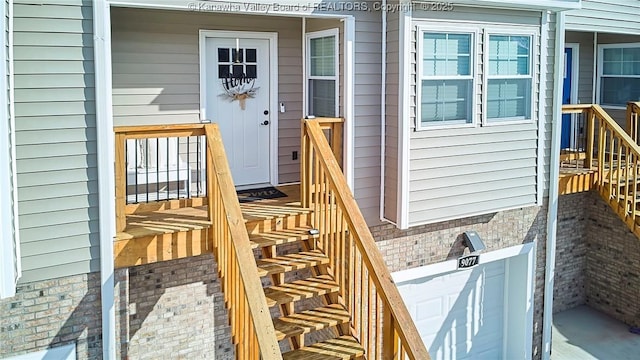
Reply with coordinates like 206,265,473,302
482,118,535,127
415,121,476,131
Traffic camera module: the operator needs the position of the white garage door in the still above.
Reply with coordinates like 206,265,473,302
397,260,506,360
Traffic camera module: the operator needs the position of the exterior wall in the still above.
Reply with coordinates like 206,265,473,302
111,8,304,184
565,30,640,125
553,193,587,313
371,203,548,359
584,191,640,328
0,272,102,359
115,254,234,359
404,7,550,226
566,0,640,35
13,0,100,282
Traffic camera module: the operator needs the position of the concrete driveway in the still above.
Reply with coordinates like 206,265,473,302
552,306,640,360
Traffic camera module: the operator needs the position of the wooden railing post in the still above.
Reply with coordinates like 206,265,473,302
382,304,399,360
114,132,127,232
586,108,596,169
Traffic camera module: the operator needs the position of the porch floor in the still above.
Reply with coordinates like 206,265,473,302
552,305,640,360
116,184,302,241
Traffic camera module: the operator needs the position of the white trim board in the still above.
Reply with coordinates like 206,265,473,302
198,30,279,186
0,0,19,300
393,241,536,360
93,0,116,358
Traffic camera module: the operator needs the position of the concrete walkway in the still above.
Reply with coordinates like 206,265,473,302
552,305,640,360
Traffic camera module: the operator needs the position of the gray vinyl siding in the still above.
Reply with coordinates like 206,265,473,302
383,9,399,223
13,0,99,282
350,10,382,224
111,6,384,224
566,0,640,35
407,7,545,226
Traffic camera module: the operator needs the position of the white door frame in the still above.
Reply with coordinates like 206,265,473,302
393,242,536,360
565,43,580,149
199,30,279,186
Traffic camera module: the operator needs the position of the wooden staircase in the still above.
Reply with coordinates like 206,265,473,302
244,203,365,358
113,122,430,359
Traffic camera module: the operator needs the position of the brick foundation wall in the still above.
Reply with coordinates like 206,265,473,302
585,191,640,327
371,204,548,359
0,273,102,359
115,254,234,359
554,193,588,313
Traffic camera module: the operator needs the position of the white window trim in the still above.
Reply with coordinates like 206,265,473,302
482,29,537,126
416,24,479,131
305,28,340,117
0,0,20,300
596,42,640,110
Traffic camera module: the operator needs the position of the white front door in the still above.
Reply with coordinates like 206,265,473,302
205,36,271,186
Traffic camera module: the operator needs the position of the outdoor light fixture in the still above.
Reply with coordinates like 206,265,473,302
463,231,486,253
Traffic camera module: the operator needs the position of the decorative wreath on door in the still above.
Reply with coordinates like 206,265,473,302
219,76,259,110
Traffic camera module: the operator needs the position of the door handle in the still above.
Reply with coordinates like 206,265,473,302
261,120,270,126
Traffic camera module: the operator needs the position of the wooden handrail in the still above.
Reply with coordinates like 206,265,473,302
204,124,282,359
301,119,430,359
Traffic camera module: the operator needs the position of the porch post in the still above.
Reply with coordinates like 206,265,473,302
93,0,116,358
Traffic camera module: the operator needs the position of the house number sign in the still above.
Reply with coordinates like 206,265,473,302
457,254,480,269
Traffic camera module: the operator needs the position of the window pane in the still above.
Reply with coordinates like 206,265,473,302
310,36,336,77
421,79,472,124
489,35,530,76
423,33,471,76
603,48,622,62
603,61,623,75
603,47,640,76
600,77,640,106
309,79,336,117
487,78,532,120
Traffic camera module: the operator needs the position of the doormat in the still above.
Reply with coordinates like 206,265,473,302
237,186,287,203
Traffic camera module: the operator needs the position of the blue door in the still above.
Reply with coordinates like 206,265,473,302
561,48,573,149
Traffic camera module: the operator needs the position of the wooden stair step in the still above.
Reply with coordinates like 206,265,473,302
249,226,318,249
273,304,351,341
256,250,329,277
263,275,339,307
282,335,365,360
243,205,313,233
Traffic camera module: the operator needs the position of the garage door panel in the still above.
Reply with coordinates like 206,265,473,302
398,260,506,360
416,298,444,321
